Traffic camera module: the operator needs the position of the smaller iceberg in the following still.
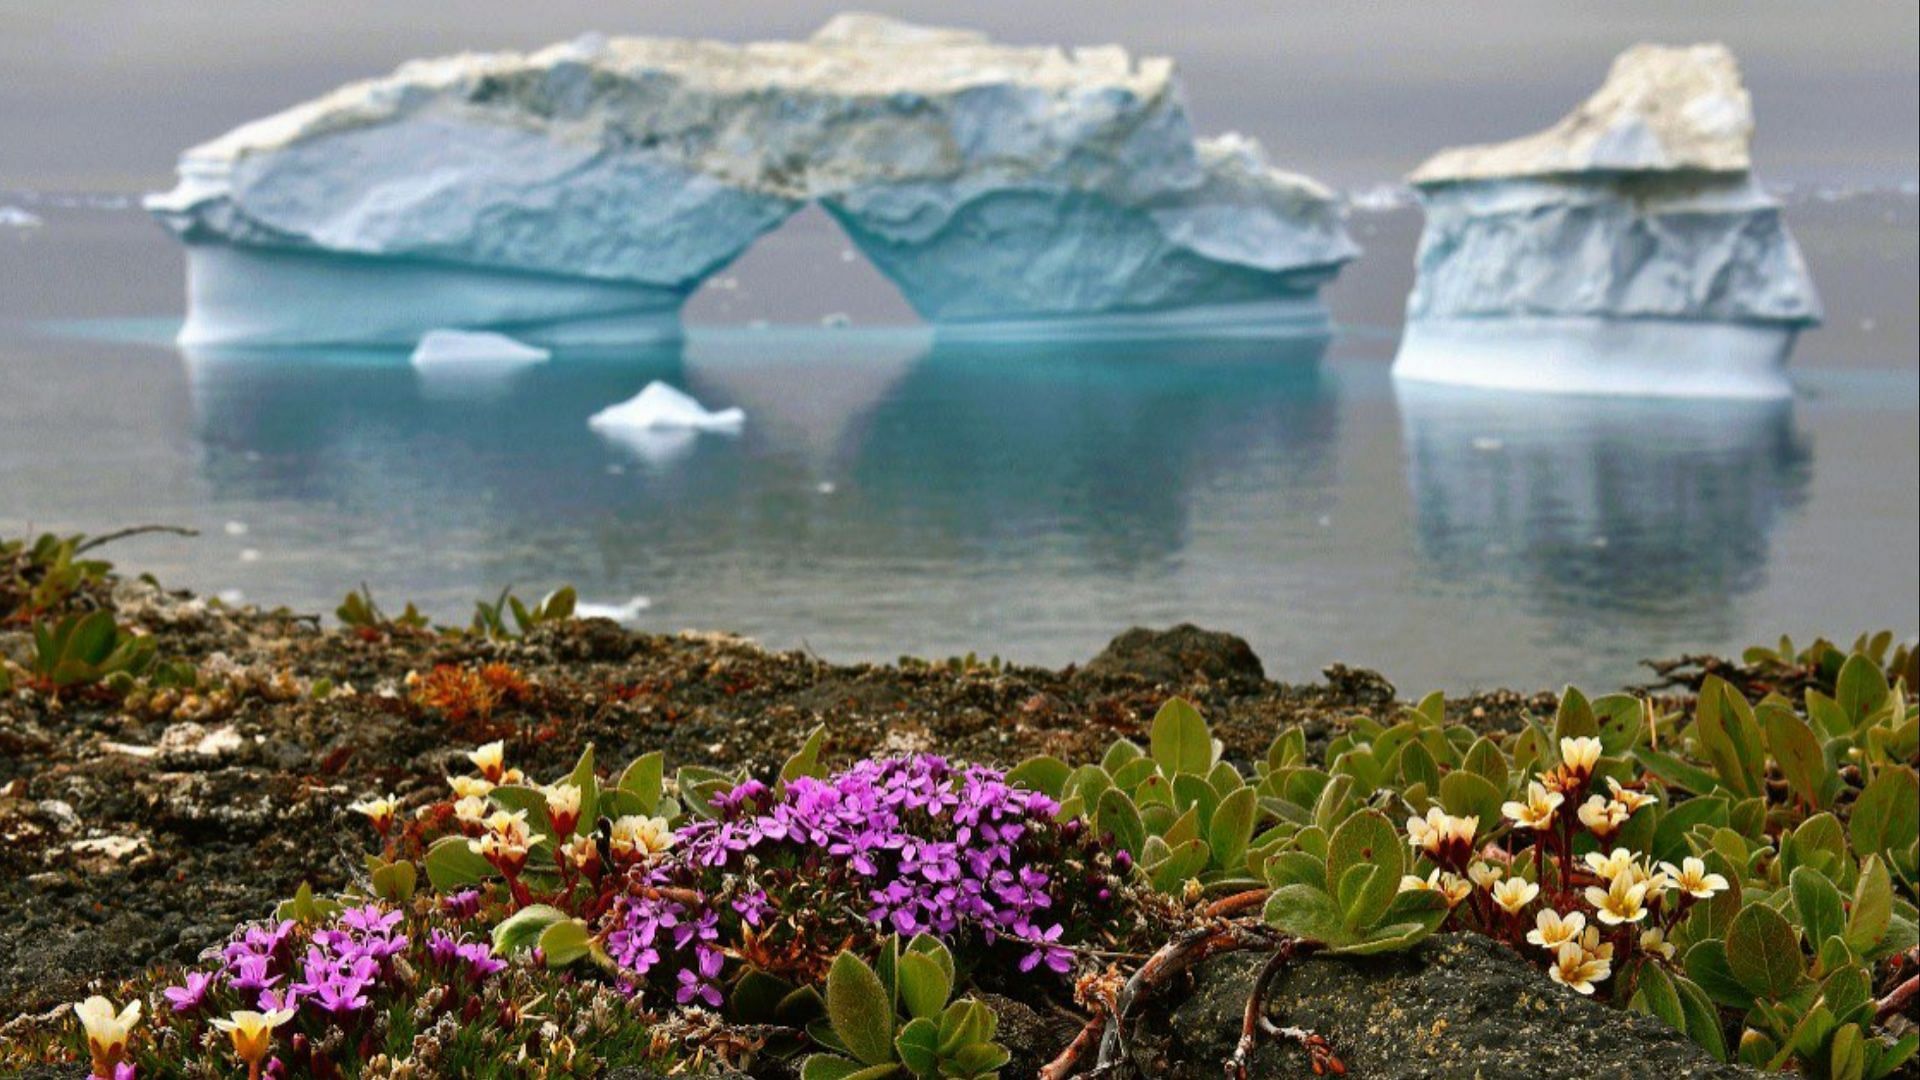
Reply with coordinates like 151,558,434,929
409,329,551,367
1394,44,1820,399
589,382,745,434
576,595,652,624
0,206,43,229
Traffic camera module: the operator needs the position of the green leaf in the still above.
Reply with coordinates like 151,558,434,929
425,835,496,890
1325,811,1402,931
1149,697,1213,776
1630,963,1686,1034
1208,786,1258,874
1437,770,1501,832
493,904,569,955
1672,974,1728,1061
800,1056,901,1080
1846,856,1893,955
1850,767,1918,861
1147,838,1211,893
566,743,598,835
1633,745,1724,797
894,1016,940,1075
537,918,592,967
1006,756,1070,799
1693,676,1765,798
1554,686,1599,741
1725,902,1806,999
1835,654,1890,728
1097,789,1146,862
1263,884,1346,944
781,725,830,787
1684,939,1755,1009
1789,867,1846,950
1332,889,1449,955
617,751,665,813
1830,1023,1866,1080
1397,741,1440,794
896,952,951,1021
827,951,897,1067
1761,703,1829,809
1462,738,1509,790
368,858,417,903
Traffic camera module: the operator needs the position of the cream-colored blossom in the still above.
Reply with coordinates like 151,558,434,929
1405,807,1478,864
1605,777,1658,813
75,996,141,1077
349,794,400,833
1577,795,1630,839
609,815,676,859
1501,781,1565,831
1548,929,1614,994
1583,847,1636,883
448,775,494,799
468,740,506,783
1585,874,1652,925
454,795,490,825
1559,736,1603,777
1491,877,1540,915
1526,908,1586,950
1658,856,1730,899
210,1008,295,1070
1467,861,1503,890
1640,927,1676,961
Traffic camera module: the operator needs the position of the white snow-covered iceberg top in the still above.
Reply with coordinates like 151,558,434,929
409,329,550,367
146,14,1357,346
589,382,745,434
1394,43,1820,400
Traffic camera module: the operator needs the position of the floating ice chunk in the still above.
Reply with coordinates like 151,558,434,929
223,520,249,536
0,206,43,229
588,382,744,434
410,329,551,367
576,596,652,624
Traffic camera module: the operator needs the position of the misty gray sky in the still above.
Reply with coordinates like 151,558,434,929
4,1,1916,191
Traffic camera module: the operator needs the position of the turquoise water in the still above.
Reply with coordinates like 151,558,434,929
1,199,1914,691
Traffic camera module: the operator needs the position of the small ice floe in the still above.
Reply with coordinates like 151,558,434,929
820,312,852,328
588,382,744,434
1471,436,1506,453
0,206,43,229
223,520,249,536
216,588,246,606
239,548,262,563
576,595,652,624
409,328,550,367
1345,183,1414,213
816,481,838,495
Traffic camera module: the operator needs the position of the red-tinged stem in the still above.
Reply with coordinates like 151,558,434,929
1875,972,1918,1025
1037,1013,1104,1080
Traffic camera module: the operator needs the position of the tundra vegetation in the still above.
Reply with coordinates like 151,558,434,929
0,530,1915,1078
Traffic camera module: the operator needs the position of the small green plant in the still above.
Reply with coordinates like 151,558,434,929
803,936,1009,1080
470,585,577,640
29,610,155,689
333,584,428,634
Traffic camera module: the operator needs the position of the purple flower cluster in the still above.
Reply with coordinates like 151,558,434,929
681,755,1074,975
605,878,726,1007
286,905,409,1015
426,929,508,982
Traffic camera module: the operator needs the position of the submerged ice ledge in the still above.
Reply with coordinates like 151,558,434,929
147,14,1356,347
1394,317,1798,399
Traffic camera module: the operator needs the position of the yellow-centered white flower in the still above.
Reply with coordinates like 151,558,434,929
1398,868,1471,906
1583,847,1636,883
1548,931,1613,994
448,775,495,799
609,814,676,858
349,794,400,831
210,1007,295,1068
1527,908,1587,950
468,740,506,782
1577,795,1630,838
1491,877,1540,915
1585,874,1652,925
1405,807,1478,864
1605,777,1658,813
1467,861,1503,890
1658,856,1730,899
1640,927,1676,961
74,995,142,1075
1559,736,1603,777
1501,781,1565,831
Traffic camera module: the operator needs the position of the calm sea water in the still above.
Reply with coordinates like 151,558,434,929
1,196,1913,691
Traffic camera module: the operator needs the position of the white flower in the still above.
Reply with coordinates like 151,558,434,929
1605,777,1658,813
1640,927,1676,961
1501,781,1565,831
467,740,506,782
75,996,142,1076
1491,877,1540,915
349,794,400,832
1583,847,1636,883
210,1007,295,1068
1576,795,1630,838
1527,908,1586,950
453,795,490,825
1399,868,1471,906
448,775,495,799
1405,807,1478,864
609,815,676,858
1585,874,1652,925
543,782,583,834
1467,861,1503,890
1548,931,1613,994
1559,737,1603,777
1658,856,1730,899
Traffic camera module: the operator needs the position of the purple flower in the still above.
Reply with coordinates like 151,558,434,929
228,953,282,994
674,966,723,1008
1016,922,1073,975
162,970,217,1013
441,889,482,920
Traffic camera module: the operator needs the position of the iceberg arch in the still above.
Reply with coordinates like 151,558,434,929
146,15,1356,348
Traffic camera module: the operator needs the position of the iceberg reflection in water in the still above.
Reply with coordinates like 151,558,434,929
1397,379,1811,633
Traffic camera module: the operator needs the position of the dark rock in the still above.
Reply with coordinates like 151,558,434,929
1131,934,1753,1079
1081,625,1266,686
979,991,1080,1077
1323,662,1397,708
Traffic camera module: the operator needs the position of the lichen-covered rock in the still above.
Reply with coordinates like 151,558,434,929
1132,934,1753,1079
146,14,1355,346
1395,44,1820,399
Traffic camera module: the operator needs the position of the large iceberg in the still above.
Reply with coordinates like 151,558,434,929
1393,44,1820,399
145,14,1356,347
